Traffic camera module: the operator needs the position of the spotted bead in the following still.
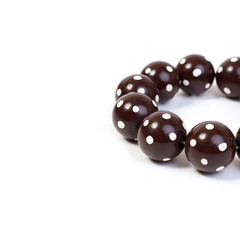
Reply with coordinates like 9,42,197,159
185,121,236,173
216,57,240,99
141,61,180,103
137,111,186,161
112,92,158,140
115,74,160,103
176,54,215,95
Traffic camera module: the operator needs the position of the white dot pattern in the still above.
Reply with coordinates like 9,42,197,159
190,139,197,147
185,63,192,69
143,120,149,126
193,68,202,77
183,80,190,86
137,88,145,94
166,66,173,72
218,143,227,152
152,100,157,107
162,158,171,161
117,121,125,129
180,58,186,64
145,68,151,74
205,83,210,89
116,89,121,96
133,75,142,80
132,106,139,113
201,158,208,165
224,87,231,95
206,124,214,130
217,66,223,73
146,136,154,145
166,84,173,92
169,133,177,141
127,84,133,90
162,113,171,119
216,166,225,172
231,57,238,62
117,100,124,108
155,95,159,102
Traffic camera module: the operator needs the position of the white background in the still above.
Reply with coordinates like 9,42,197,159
0,0,240,239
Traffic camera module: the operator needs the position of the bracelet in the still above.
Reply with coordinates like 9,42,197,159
112,54,240,174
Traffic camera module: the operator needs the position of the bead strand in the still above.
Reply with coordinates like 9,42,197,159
112,54,240,174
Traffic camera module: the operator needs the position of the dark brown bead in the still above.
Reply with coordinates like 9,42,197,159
176,54,215,95
141,61,180,103
115,74,160,103
185,121,236,173
112,92,158,140
137,111,186,161
236,128,240,159
216,57,240,98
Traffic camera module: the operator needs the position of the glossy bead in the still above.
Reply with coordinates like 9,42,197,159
236,128,240,159
112,92,158,140
115,74,160,103
216,57,240,98
176,54,215,95
141,61,180,103
185,121,236,173
137,111,186,161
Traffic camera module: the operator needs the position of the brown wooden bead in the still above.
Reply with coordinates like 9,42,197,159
185,121,236,173
112,92,158,140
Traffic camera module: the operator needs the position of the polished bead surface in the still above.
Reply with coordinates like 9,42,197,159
216,57,240,98
176,54,215,95
115,74,160,103
141,61,180,103
137,111,186,161
236,128,240,159
185,121,236,173
112,92,158,140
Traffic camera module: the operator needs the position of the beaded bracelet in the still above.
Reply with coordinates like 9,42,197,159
112,54,240,174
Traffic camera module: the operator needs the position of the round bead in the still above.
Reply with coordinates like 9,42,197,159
115,74,160,103
176,54,215,95
216,57,240,98
141,61,180,103
137,111,186,161
112,92,158,140
236,128,240,159
185,121,236,173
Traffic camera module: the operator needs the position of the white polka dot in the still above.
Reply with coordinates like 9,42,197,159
124,103,131,109
127,84,133,90
151,122,158,129
143,120,149,126
193,68,202,77
224,87,231,95
133,75,142,80
180,58,186,64
206,123,214,130
216,166,225,172
116,89,122,96
217,66,223,73
146,136,154,144
218,143,227,152
183,80,190,86
169,132,177,141
166,84,173,92
162,158,171,162
182,122,186,130
137,88,145,94
205,83,211,89
166,66,173,72
162,113,171,119
132,106,139,113
117,121,125,129
230,57,238,62
145,68,151,74
205,56,210,62
227,66,233,72
117,100,124,108
150,69,156,76
155,95,159,102
190,139,197,147
152,100,157,107
201,158,208,165
185,63,192,69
